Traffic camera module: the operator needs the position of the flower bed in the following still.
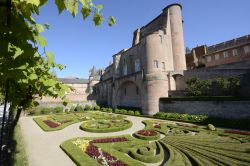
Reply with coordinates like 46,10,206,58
72,137,129,166
90,137,128,143
138,130,157,136
224,130,250,136
43,120,60,128
135,130,160,140
153,123,161,129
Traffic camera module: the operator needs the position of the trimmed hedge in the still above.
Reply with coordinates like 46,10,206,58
80,119,132,133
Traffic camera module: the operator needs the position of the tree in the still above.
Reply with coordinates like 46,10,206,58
186,77,211,96
216,77,241,96
0,0,116,162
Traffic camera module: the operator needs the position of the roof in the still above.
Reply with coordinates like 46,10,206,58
59,78,89,84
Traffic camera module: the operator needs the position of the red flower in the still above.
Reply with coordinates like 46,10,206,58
138,130,157,136
43,120,60,128
224,130,250,136
90,137,128,144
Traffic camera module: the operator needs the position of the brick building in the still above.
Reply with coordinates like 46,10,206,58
91,4,186,115
186,35,250,69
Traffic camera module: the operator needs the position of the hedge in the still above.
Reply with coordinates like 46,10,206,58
80,120,132,133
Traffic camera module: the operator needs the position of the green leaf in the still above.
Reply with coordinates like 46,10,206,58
66,0,78,17
96,4,103,11
81,6,91,19
108,16,116,26
46,51,55,66
93,12,103,26
43,79,56,87
36,36,47,47
26,0,40,6
63,98,70,106
80,0,90,6
55,0,66,14
35,24,44,33
44,23,50,29
29,73,38,80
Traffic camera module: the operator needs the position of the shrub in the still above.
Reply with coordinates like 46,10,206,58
70,106,75,112
128,110,134,115
84,105,91,111
115,109,122,114
93,105,100,110
54,107,64,113
186,77,211,96
216,76,240,96
107,108,113,113
207,124,216,131
74,105,83,112
134,111,141,116
121,109,127,114
40,107,51,114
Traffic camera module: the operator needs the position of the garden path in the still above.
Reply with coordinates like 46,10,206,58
19,115,163,166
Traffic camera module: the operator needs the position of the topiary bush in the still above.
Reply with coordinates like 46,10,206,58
74,105,84,112
84,105,91,111
54,107,64,113
134,111,141,116
128,110,134,115
93,105,100,110
207,124,216,131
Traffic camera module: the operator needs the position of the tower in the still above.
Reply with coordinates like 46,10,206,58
142,3,186,115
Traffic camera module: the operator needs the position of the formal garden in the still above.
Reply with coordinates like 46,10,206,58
29,105,250,166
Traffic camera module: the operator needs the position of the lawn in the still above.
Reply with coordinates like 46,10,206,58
32,111,250,165
61,119,250,166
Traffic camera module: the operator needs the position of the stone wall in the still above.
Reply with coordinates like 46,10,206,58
159,98,250,119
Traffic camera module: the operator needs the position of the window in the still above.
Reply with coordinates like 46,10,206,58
136,86,139,95
215,54,220,60
223,51,228,58
206,56,211,62
232,49,238,56
244,45,250,54
134,59,140,72
162,62,166,70
123,59,127,75
153,60,158,68
124,88,126,96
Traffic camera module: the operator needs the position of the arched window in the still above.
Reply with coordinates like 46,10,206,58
153,60,158,68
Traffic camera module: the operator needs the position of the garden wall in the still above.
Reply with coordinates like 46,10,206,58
159,97,250,119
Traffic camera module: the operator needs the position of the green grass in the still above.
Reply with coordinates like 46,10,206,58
12,124,29,166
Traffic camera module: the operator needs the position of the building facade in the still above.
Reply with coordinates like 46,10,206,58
39,77,90,103
92,4,186,115
186,35,250,69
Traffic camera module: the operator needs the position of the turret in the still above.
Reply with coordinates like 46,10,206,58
166,4,186,71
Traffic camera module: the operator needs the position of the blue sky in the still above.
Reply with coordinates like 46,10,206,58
36,0,250,78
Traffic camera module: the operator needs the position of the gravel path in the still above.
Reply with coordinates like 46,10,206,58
19,115,160,166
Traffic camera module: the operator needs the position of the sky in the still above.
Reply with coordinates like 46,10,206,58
35,0,250,78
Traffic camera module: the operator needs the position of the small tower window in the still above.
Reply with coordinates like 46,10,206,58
162,62,165,70
153,60,158,68
124,88,126,96
136,86,139,95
